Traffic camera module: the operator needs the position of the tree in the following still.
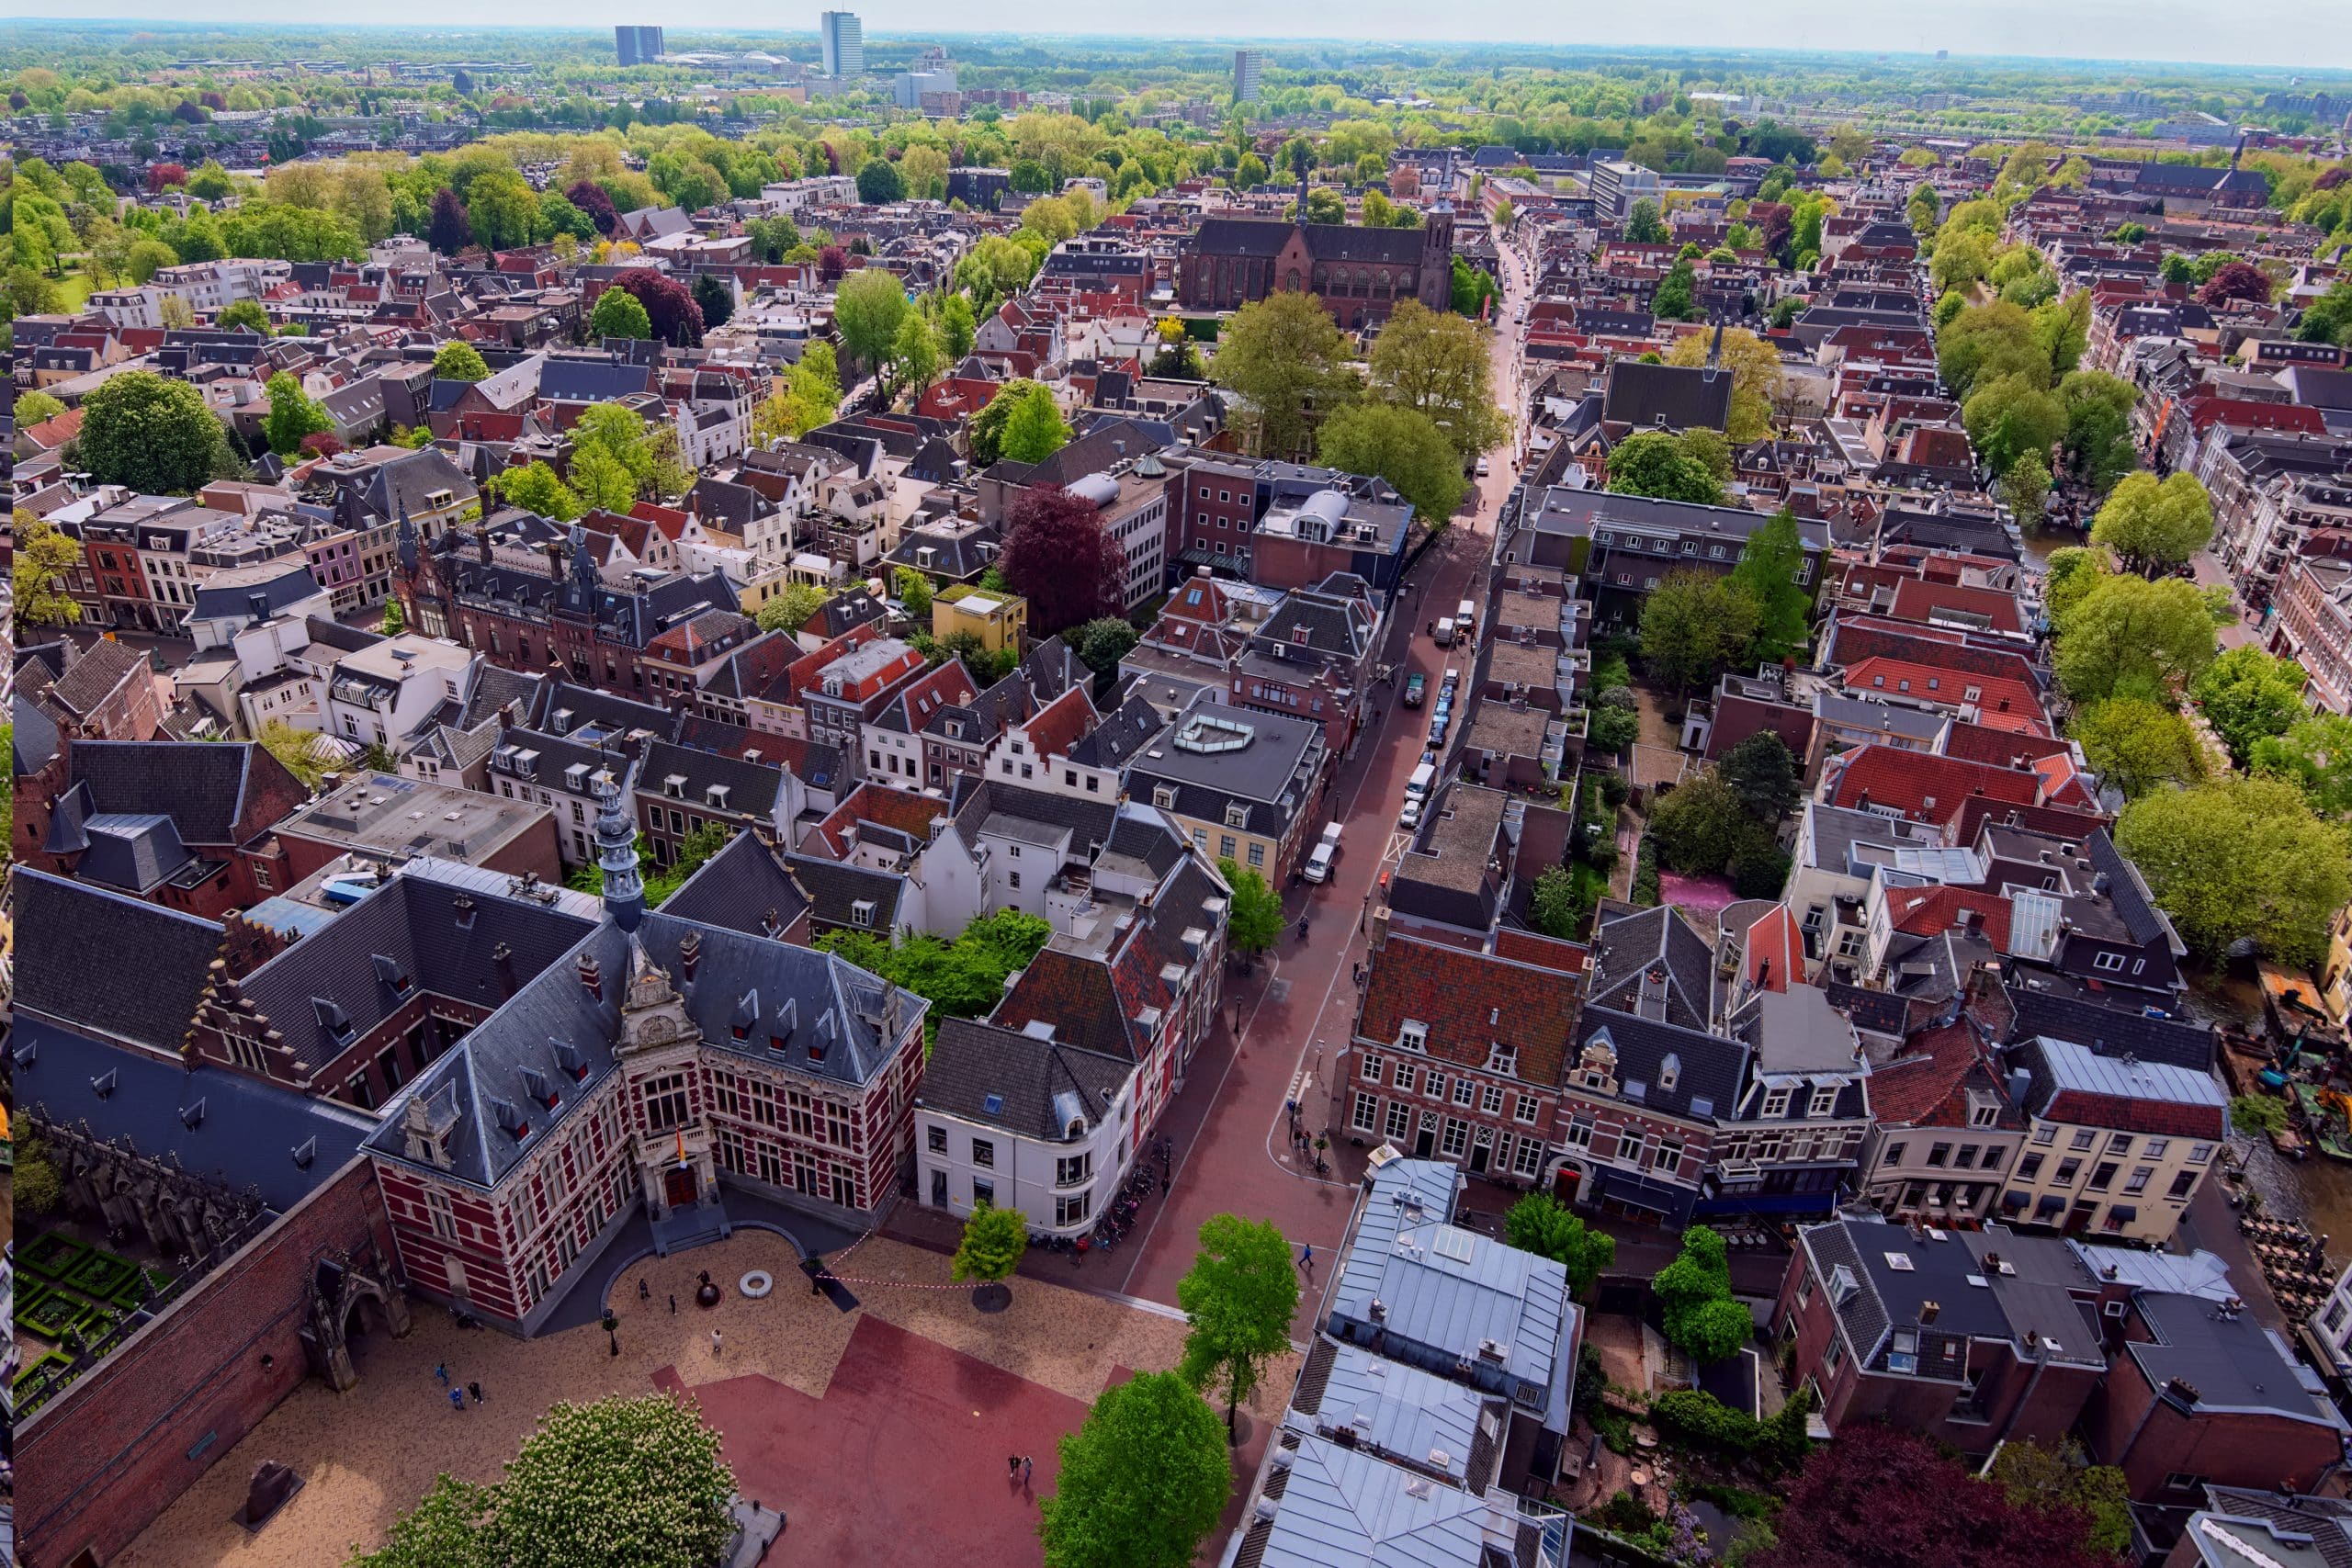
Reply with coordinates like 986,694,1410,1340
2253,712,2352,816
689,273,734,331
1503,1192,1615,1299
13,511,85,628
1726,508,1813,663
1315,403,1466,524
1625,199,1668,243
565,179,620,237
1588,688,1640,753
1719,731,1801,822
1365,299,1508,459
263,370,332,456
1648,772,1751,876
2053,572,2216,705
835,266,910,376
1999,452,2052,527
939,292,977,361
1528,865,1594,940
348,1474,494,1568
2197,260,2273,307
492,461,583,523
1220,858,1284,958
1962,375,2065,479
1211,289,1361,459
968,380,1039,467
1765,1423,2120,1568
1177,1214,1299,1437
1039,1372,1230,1568
1607,431,1725,505
1641,570,1758,699
2090,470,2215,577
1652,260,1702,321
489,1394,735,1568
1076,617,1139,686
1002,486,1125,634
465,169,538,253
13,389,66,426
215,298,271,334
889,310,941,396
2056,370,2138,495
1655,1226,1750,1364
426,186,472,254
999,383,1072,465
2233,1093,2290,1136
1986,1439,2135,1560
434,340,491,383
753,582,829,636
1937,302,2044,403
752,346,842,447
950,1201,1028,1285
855,157,907,205
2042,546,2110,636
589,284,654,342
893,565,933,623
76,371,229,493
611,270,705,347
259,718,336,791
380,596,407,637
2191,645,2312,765
2117,774,2352,964
2074,697,2204,799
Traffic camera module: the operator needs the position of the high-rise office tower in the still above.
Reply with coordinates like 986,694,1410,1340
1233,49,1264,103
820,11,865,78
615,25,664,67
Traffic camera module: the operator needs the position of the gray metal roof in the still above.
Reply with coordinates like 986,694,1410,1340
1295,1341,1491,1487
1255,1435,1493,1568
2034,1035,2227,1110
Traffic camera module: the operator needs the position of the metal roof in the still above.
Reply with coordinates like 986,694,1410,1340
1255,1435,1494,1568
2036,1035,2227,1109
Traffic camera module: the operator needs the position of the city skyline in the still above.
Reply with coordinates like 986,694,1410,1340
17,3,2352,73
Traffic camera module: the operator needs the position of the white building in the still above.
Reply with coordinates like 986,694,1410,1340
323,635,476,752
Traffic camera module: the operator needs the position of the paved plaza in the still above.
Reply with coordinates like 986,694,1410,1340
115,1232,1296,1568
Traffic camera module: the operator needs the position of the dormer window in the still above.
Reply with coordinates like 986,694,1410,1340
664,774,687,798
706,784,729,809
1577,1040,1618,1093
851,899,876,928
1762,1087,1792,1119
1809,1083,1840,1118
1398,1021,1429,1054
1659,1055,1680,1093
1153,784,1178,810
1224,804,1248,829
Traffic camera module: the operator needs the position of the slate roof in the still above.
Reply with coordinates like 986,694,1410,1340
1601,358,1735,433
1570,1006,1747,1125
2016,1033,2228,1140
661,830,812,935
10,869,222,1054
41,637,150,721
1065,693,1165,769
2125,1292,2348,1428
2002,983,2214,1072
922,1017,1134,1140
188,561,323,623
1586,905,1717,1033
51,739,274,847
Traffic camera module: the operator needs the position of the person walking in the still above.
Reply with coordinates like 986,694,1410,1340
711,1328,723,1357
1008,1455,1023,1482
434,1363,448,1386
639,1277,650,1302
1022,1456,1034,1487
669,1293,677,1315
449,1386,465,1413
1300,1242,1315,1273
469,1381,484,1405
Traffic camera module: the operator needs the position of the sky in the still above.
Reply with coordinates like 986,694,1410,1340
35,1,2352,71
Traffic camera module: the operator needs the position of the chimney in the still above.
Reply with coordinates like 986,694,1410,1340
680,929,702,982
1919,1300,1940,1325
492,941,517,998
577,953,604,1001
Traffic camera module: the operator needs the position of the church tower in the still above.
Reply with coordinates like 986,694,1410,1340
593,755,645,931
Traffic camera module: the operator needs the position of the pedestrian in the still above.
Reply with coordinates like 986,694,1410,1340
1300,1241,1315,1271
469,1381,484,1405
639,1277,650,1301
1022,1456,1034,1487
449,1387,465,1412
1009,1455,1023,1481
711,1328,723,1357
669,1293,677,1315
434,1362,448,1386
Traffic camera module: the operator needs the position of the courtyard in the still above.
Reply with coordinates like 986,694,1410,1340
114,1231,1297,1568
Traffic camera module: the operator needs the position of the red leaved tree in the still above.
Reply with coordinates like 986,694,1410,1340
147,163,188,194
2197,261,2273,308
612,269,705,347
565,179,619,237
1758,1424,2113,1568
427,187,473,256
819,245,847,283
1001,486,1129,636
300,432,345,459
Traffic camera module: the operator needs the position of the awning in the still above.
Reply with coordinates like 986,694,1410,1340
2109,1204,2138,1223
2035,1193,2065,1217
2001,1190,2030,1210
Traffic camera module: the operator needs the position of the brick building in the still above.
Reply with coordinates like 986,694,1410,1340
1177,211,1455,332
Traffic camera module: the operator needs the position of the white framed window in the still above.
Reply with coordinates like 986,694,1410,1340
1515,1094,1540,1124
1361,1053,1385,1083
1481,1084,1504,1115
1808,1084,1838,1118
1352,1091,1380,1132
1385,1100,1412,1140
1513,1138,1545,1176
1398,1021,1428,1053
1762,1087,1792,1119
1453,1077,1476,1108
1441,1118,1470,1157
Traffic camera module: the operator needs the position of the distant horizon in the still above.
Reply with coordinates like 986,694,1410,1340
13,6,2352,75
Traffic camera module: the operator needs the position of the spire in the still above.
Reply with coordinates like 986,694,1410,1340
394,501,419,577
592,752,645,932
1706,321,1724,374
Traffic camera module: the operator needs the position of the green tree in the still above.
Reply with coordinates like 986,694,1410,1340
262,370,333,456
1665,327,1782,443
951,1201,1029,1285
2090,470,2215,577
1502,1191,1615,1299
1076,617,1139,686
346,1474,493,1568
1528,865,1594,940
1647,771,1750,875
465,169,539,252
1607,431,1725,505
1000,382,1072,464
1656,1226,1750,1364
2073,697,2205,799
433,340,491,383
1039,1372,1231,1568
380,597,407,637
1640,570,1758,699
1364,298,1507,459
492,460,583,523
571,447,639,513
834,266,910,377
889,310,941,396
215,297,271,334
2233,1093,2290,1136
2117,774,2352,964
893,565,933,623
1211,289,1361,459
13,389,66,426
1315,402,1466,523
490,1394,735,1568
1177,1214,1300,1438
1220,858,1284,959
2192,645,2312,765
260,718,334,790
1938,301,2045,403
1999,452,2052,527
1962,375,2065,479
968,379,1038,467
1984,1441,2131,1560
2253,712,2352,816
855,157,907,205
754,582,830,636
1652,260,1702,321
1625,199,1667,243
2042,546,2110,635
1725,508,1812,663
589,285,654,341
939,291,977,361
1718,731,1801,821
13,511,85,629
2056,369,2138,494
76,371,229,493
2053,572,2216,705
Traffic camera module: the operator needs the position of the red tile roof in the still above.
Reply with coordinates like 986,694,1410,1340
1023,684,1098,761
1885,886,2014,949
2041,1090,2225,1141
1888,579,2025,635
1840,658,2044,726
1826,744,2048,828
1867,1021,1987,1125
1356,936,1578,1088
1743,905,1803,994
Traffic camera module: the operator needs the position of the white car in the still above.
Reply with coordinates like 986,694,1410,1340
1476,457,1490,477
1399,796,1424,830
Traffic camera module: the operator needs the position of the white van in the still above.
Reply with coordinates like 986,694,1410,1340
1303,822,1342,883
1405,762,1437,802
1455,599,1476,634
1433,616,1457,647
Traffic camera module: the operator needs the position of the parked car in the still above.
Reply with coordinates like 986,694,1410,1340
1476,457,1490,477
1402,671,1427,707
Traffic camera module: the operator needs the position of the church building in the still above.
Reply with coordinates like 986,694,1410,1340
1177,207,1456,331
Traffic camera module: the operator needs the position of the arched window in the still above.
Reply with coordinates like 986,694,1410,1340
1285,268,1302,292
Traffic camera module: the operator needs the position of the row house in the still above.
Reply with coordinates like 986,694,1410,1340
860,659,980,790
1126,701,1328,884
1513,486,1829,635
1997,1032,2227,1244
1230,574,1381,753
797,637,932,776
1855,1019,2030,1225
633,739,807,870
795,784,992,938
2272,553,2352,714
